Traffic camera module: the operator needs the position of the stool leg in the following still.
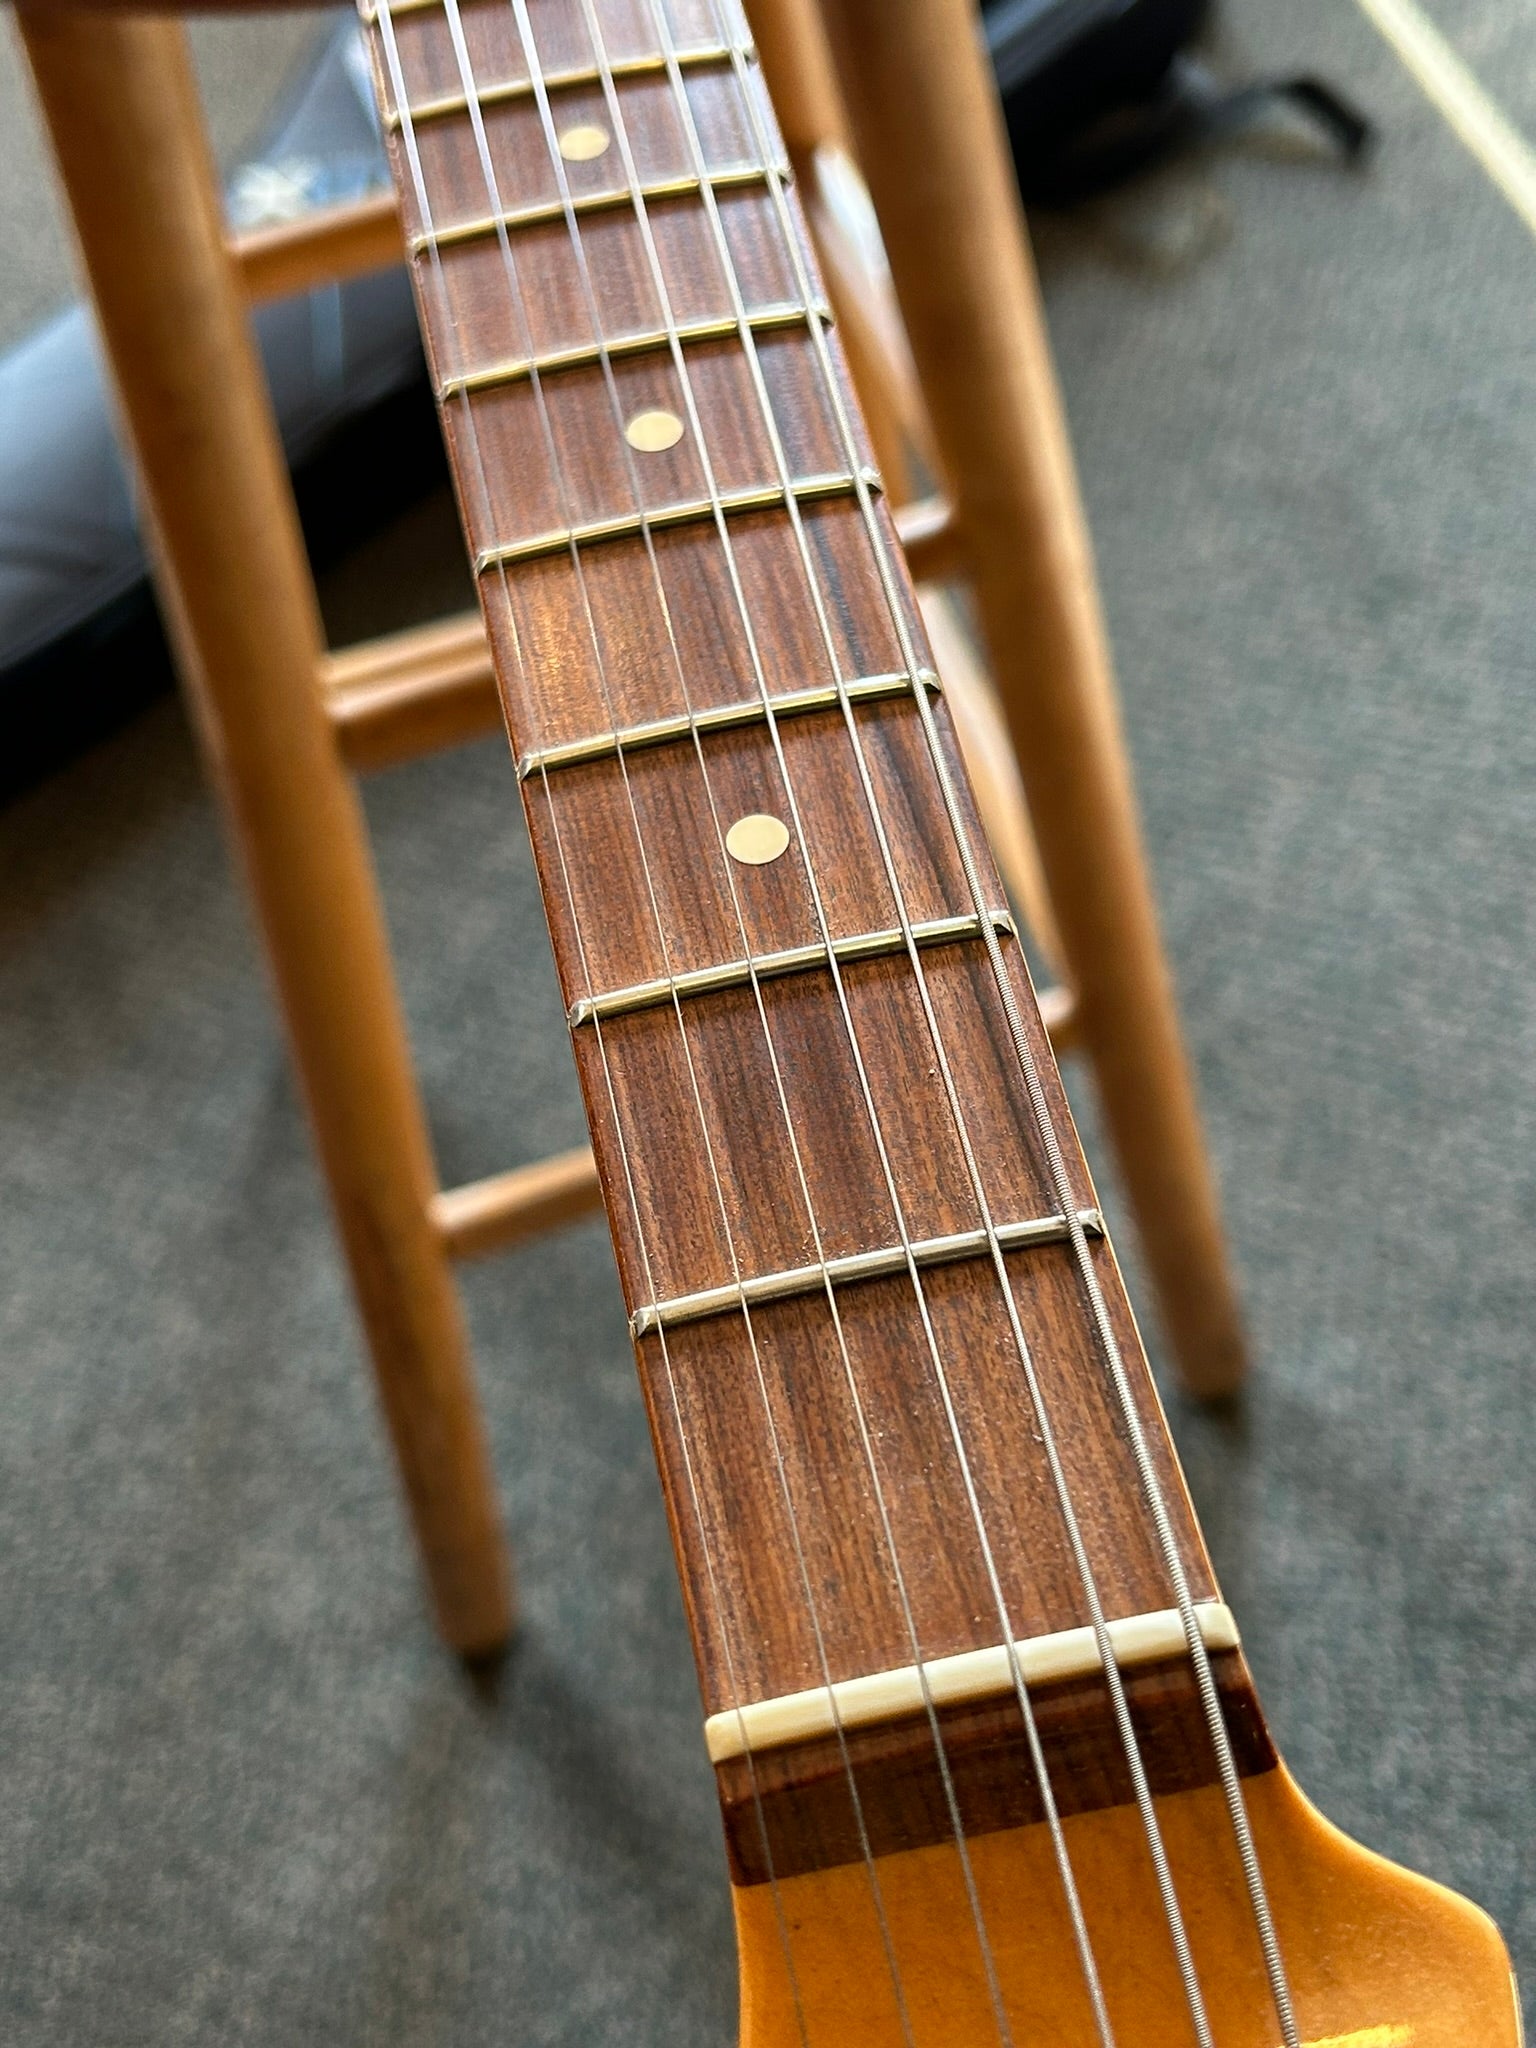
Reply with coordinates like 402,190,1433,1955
18,9,514,1649
812,0,1247,1398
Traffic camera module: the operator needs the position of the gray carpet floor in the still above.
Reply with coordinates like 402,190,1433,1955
1,3,1531,2042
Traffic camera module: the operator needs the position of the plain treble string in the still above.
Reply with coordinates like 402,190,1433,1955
704,2,1302,2038
572,0,1134,2037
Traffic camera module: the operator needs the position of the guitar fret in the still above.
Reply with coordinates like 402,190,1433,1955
440,301,830,399
474,467,881,575
410,164,786,253
388,43,754,131
517,668,936,780
570,910,1014,1028
632,1207,1107,1339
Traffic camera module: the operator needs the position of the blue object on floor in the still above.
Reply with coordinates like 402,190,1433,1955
0,19,436,797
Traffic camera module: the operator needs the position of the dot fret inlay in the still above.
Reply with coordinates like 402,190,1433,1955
624,408,685,452
557,122,610,162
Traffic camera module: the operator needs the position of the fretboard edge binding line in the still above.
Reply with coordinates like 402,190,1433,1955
632,1202,1105,1338
385,43,757,129
411,164,787,253
518,667,937,779
577,908,1013,1031
441,301,831,400
475,467,881,574
703,1602,1241,1763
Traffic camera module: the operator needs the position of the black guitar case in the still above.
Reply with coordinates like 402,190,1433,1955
986,0,1371,203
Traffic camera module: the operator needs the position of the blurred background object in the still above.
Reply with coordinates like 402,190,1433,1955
0,2,1530,2044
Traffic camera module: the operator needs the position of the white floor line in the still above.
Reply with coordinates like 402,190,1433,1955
1353,0,1536,238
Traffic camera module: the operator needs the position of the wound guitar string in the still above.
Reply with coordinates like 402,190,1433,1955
440,0,1035,2031
376,0,1294,2040
527,0,1132,2031
374,11,922,2043
393,0,1212,2031
391,8,1146,2039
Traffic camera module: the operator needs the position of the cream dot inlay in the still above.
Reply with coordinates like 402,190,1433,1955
725,813,791,866
557,123,610,162
624,408,685,453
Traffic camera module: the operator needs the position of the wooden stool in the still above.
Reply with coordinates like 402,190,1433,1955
17,0,1243,1659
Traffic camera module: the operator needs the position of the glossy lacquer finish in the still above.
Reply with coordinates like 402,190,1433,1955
358,0,1518,2037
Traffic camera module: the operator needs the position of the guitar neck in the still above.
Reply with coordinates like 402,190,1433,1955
361,0,1264,1882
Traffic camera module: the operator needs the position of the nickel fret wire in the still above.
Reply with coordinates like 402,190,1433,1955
415,2,925,2037
572,910,1015,1026
388,40,749,128
517,667,932,777
441,301,828,398
370,12,823,2044
412,163,781,252
708,8,1302,2040
565,4,1108,2039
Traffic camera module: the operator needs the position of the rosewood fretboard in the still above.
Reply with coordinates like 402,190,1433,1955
360,0,1270,1881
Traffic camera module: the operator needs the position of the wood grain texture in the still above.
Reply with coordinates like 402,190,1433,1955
360,0,1244,1853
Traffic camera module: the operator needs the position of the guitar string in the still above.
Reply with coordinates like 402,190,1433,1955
607,1,1237,2036
558,0,1168,2033
369,16,820,2043
717,35,1308,2047
483,3,1040,2038
394,3,1184,2039
638,0,1303,2035
447,1,1111,2033
696,6,1303,2039
391,1,1075,2036
435,3,943,2035
393,8,1236,2039
552,0,1138,2034
495,4,1128,2038
375,5,922,2039
542,831,817,2048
